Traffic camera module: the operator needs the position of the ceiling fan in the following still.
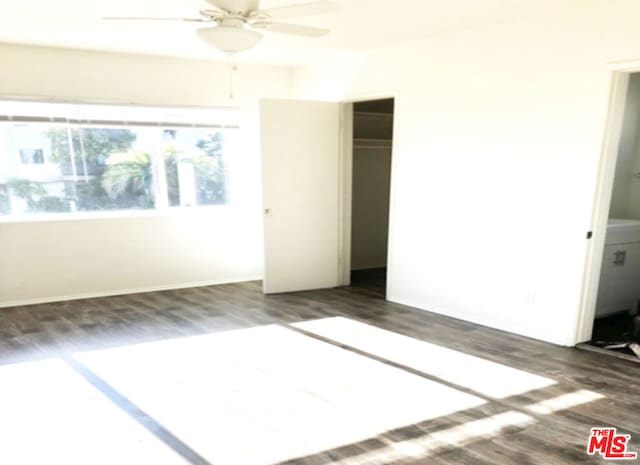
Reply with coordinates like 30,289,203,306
104,0,339,54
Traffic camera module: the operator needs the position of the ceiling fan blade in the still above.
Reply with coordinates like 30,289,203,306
258,1,338,19
205,0,260,14
102,16,208,22
253,21,329,37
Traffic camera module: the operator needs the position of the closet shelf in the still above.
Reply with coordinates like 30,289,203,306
353,111,394,118
353,138,393,148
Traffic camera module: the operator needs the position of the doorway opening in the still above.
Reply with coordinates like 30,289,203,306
579,72,640,362
348,98,394,297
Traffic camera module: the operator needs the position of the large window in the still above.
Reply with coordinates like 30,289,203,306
0,101,239,218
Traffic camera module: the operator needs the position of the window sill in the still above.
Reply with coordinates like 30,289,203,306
0,205,232,224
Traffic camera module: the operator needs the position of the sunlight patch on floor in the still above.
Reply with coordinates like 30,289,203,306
320,389,606,465
0,359,189,465
75,324,485,465
294,317,556,398
326,411,536,465
0,320,606,465
525,389,606,415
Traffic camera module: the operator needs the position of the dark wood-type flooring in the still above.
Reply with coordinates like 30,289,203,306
0,279,638,465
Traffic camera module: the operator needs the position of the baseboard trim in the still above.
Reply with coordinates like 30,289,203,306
386,294,572,347
0,276,262,309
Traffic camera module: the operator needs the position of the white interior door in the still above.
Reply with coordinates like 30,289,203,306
260,99,341,294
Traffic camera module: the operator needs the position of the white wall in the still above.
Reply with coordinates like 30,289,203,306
294,0,640,346
0,43,292,307
628,153,640,219
624,75,640,218
610,73,640,219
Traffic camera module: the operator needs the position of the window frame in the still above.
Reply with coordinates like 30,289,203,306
0,99,239,223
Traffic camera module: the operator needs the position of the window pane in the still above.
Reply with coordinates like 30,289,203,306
69,127,156,212
0,123,156,215
162,129,228,207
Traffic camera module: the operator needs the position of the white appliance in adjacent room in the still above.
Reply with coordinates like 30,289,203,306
596,219,640,317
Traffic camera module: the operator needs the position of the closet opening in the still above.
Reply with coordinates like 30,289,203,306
348,98,394,297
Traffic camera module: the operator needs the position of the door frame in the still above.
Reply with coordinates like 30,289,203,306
338,91,399,296
575,62,640,343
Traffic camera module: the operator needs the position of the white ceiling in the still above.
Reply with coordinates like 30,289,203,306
0,0,574,65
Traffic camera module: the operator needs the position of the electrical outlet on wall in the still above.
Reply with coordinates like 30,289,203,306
525,291,537,305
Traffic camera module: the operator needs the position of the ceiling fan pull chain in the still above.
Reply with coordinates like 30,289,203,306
227,52,238,100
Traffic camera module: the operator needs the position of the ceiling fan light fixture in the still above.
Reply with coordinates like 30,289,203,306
197,26,263,53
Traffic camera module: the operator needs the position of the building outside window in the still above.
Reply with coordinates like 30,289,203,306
19,148,45,164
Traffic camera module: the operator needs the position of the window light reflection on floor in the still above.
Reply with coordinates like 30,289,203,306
0,359,188,465
294,317,557,398
327,411,537,465
0,320,607,465
74,324,486,465
525,389,605,415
